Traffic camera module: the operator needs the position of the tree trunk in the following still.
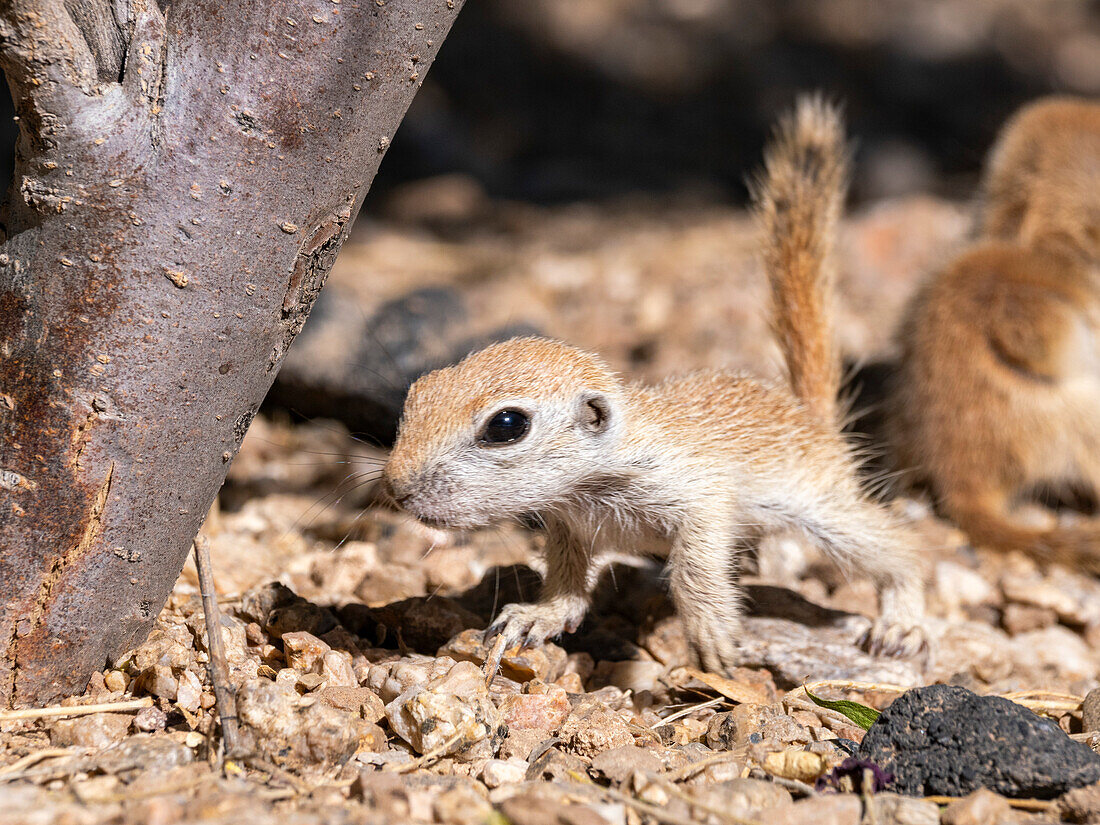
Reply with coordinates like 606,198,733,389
0,0,463,707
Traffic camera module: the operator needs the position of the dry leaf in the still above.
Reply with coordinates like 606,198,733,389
682,667,772,705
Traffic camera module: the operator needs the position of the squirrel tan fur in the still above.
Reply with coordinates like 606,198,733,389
383,98,927,674
887,96,1100,571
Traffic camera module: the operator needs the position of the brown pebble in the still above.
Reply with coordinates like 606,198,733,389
763,795,861,825
318,685,385,722
103,670,128,693
499,793,611,825
941,789,1014,825
498,684,571,733
133,705,168,732
1083,688,1100,733
590,745,663,784
498,727,546,761
282,630,331,673
706,704,812,750
1060,781,1100,823
560,699,634,758
1002,603,1057,635
49,713,132,748
863,794,940,825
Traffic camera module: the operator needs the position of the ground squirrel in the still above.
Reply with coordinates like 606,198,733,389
383,99,927,674
887,96,1100,571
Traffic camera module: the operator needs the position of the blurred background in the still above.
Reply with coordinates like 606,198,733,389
5,1,1100,207
367,0,1100,205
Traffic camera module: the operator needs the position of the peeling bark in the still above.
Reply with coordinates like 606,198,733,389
0,0,463,706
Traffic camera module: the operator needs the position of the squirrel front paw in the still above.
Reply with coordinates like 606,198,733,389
681,613,743,676
482,599,585,651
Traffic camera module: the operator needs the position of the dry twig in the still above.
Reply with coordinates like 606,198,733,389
1007,697,1082,714
0,697,152,723
0,749,82,777
749,769,817,797
243,755,314,794
923,795,1055,812
193,535,242,759
782,695,860,729
798,680,911,695
483,634,508,687
653,696,726,728
1001,690,1083,702
661,748,748,783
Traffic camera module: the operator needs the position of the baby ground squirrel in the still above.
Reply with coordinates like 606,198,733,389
887,96,1100,571
383,99,927,674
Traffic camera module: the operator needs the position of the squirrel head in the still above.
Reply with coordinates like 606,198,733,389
383,337,624,530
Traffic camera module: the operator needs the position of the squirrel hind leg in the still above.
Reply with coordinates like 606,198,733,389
862,571,930,665
783,490,930,662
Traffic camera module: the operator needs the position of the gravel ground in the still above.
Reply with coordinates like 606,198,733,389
2,188,1099,825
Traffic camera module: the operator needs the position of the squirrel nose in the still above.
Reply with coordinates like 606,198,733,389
382,473,412,506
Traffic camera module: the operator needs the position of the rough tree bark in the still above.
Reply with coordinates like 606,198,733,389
0,0,463,707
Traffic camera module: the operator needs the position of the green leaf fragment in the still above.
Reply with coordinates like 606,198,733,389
805,686,881,730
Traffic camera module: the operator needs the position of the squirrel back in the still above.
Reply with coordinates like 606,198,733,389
752,96,850,426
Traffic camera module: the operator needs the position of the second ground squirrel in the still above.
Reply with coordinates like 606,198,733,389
383,99,928,674
888,97,1100,572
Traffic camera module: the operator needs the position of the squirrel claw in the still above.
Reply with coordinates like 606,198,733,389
860,619,932,668
684,624,743,677
482,602,572,654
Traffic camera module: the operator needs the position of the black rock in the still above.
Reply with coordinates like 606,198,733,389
365,596,484,652
859,684,1100,799
236,581,300,626
264,600,340,639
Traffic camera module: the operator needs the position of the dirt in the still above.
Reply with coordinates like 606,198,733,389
2,186,1098,825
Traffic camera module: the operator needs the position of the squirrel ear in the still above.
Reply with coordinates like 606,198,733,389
579,393,612,434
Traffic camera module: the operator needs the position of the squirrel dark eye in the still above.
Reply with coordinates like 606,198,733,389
480,409,530,445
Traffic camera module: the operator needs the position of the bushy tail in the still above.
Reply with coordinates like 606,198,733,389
752,95,850,425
